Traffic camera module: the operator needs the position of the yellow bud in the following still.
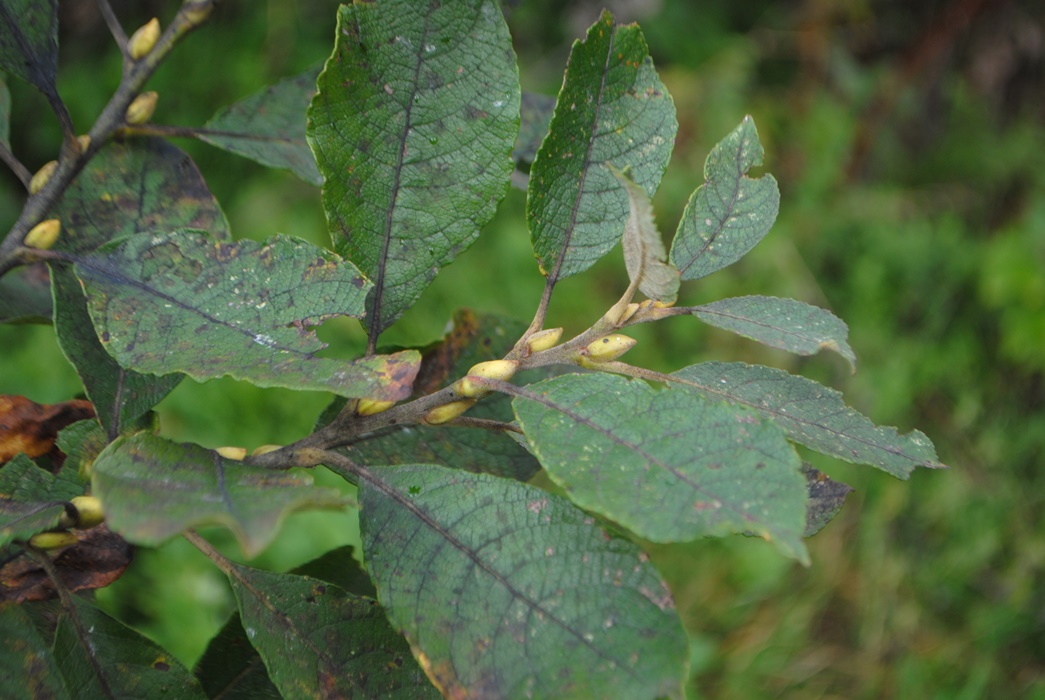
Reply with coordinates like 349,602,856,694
357,398,396,416
29,160,57,194
125,91,158,125
457,359,518,398
216,446,247,461
128,18,161,60
580,334,637,364
29,531,78,551
70,496,105,528
77,134,91,153
423,399,475,425
525,327,563,354
251,444,283,456
23,219,61,250
652,299,676,309
619,302,642,324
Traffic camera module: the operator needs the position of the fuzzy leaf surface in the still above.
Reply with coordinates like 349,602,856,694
228,564,437,699
0,0,57,94
202,67,323,185
513,373,809,562
54,596,205,700
672,362,946,477
692,295,856,369
75,230,420,400
0,603,71,700
528,11,676,281
614,165,679,303
670,116,779,280
308,0,518,339
91,433,345,557
357,464,687,700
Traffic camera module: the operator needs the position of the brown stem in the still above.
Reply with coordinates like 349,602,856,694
95,0,128,48
0,141,32,188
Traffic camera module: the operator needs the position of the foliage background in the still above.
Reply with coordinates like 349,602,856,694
2,0,1043,697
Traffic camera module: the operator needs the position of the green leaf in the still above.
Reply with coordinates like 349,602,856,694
201,66,323,186
74,230,421,401
691,295,856,369
357,464,688,699
613,164,680,303
91,433,346,557
0,0,58,95
343,309,540,480
53,138,230,255
0,263,52,323
527,11,677,282
513,373,809,563
0,602,71,700
53,267,181,437
227,564,438,699
0,453,78,548
194,612,281,700
670,116,780,280
54,596,206,700
802,464,852,537
308,0,519,340
671,362,947,478
54,418,108,483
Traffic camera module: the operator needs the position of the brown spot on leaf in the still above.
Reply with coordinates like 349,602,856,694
0,525,133,603
0,395,96,468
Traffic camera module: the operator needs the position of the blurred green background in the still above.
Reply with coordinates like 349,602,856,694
2,0,1043,697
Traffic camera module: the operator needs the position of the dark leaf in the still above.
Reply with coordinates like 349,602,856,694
513,91,555,164
0,524,133,603
0,602,71,700
54,596,205,699
194,613,281,700
528,10,677,282
227,564,438,699
290,544,376,598
513,373,809,562
802,464,852,537
308,0,519,339
53,138,230,255
358,464,688,699
91,433,346,557
75,230,420,400
0,263,52,323
0,73,10,148
670,116,779,280
52,267,181,438
0,0,58,95
671,362,946,477
201,66,323,185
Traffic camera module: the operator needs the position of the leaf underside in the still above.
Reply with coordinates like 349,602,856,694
91,433,345,557
0,0,58,95
201,66,323,185
672,362,946,477
692,295,857,369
